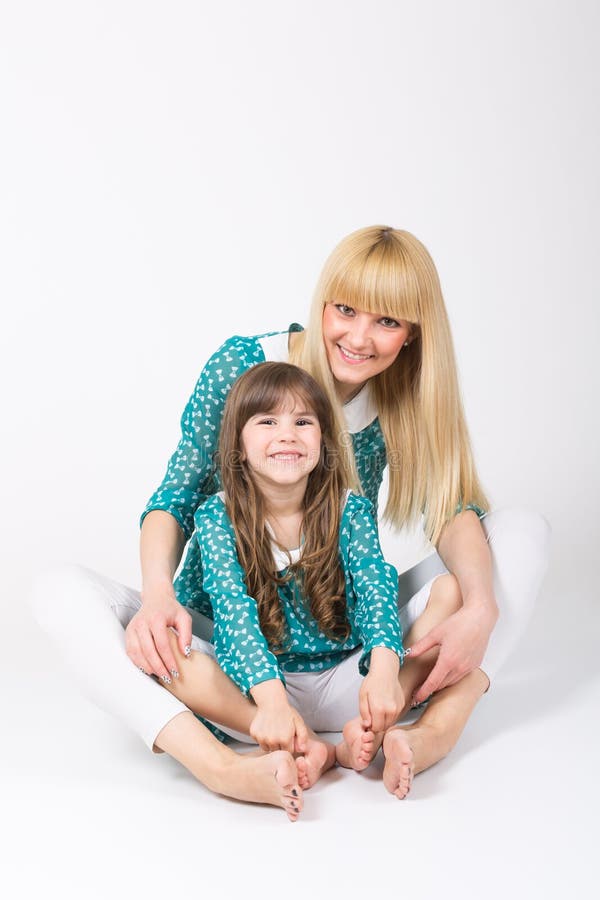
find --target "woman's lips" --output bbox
[337,343,374,365]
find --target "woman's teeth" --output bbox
[339,345,372,360]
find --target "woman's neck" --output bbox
[334,377,366,405]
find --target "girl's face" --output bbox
[321,302,412,400]
[240,395,322,490]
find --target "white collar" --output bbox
[342,381,378,434]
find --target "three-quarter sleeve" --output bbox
[194,500,284,695]
[342,494,404,674]
[141,336,264,539]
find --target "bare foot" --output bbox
[218,750,303,821]
[295,736,336,789]
[336,717,383,771]
[382,728,414,799]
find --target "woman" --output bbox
[31,226,550,803]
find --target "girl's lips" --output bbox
[337,344,375,365]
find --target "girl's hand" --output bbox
[408,603,498,703]
[359,670,406,734]
[249,703,309,753]
[125,578,193,682]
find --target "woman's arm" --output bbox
[408,509,499,702]
[125,510,193,681]
[126,336,261,678]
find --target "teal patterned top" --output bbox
[141,324,484,612]
[194,492,404,694]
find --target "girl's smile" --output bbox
[322,303,412,401]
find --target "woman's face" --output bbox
[321,303,412,401]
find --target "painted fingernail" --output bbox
[404,647,412,656]
[171,669,179,679]
[138,666,146,675]
[161,675,172,685]
[291,788,298,797]
[184,645,192,657]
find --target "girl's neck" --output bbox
[261,479,306,519]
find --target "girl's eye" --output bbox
[296,418,314,426]
[335,303,355,316]
[379,317,400,328]
[258,418,276,425]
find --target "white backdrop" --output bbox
[1,3,599,897]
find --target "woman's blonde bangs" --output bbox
[317,227,429,326]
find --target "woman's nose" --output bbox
[346,316,372,348]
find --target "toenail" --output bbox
[292,788,298,797]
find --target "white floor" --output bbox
[4,568,599,900]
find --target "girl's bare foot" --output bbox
[382,728,414,799]
[217,750,303,821]
[295,736,336,789]
[336,716,384,771]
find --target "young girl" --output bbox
[158,360,465,800]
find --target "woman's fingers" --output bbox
[125,629,152,675]
[412,656,450,704]
[173,607,193,658]
[135,620,175,682]
[406,628,441,658]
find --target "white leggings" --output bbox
[29,508,550,752]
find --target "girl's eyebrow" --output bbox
[250,409,315,419]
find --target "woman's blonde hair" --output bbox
[288,225,488,545]
[218,362,350,650]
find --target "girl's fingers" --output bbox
[359,693,371,729]
[294,716,309,753]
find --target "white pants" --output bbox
[29,508,550,751]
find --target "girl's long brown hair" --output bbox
[218,362,350,650]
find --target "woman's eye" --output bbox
[379,317,400,328]
[335,304,354,316]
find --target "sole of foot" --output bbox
[382,729,414,800]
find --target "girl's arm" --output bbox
[195,503,285,696]
[196,504,309,751]
[408,509,499,703]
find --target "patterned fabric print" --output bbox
[193,492,404,696]
[351,420,387,514]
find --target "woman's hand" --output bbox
[249,703,309,753]
[125,578,193,681]
[408,601,498,703]
[359,647,405,733]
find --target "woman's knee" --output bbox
[427,573,462,616]
[483,507,551,560]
